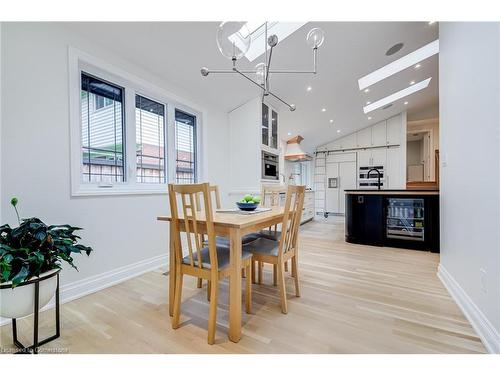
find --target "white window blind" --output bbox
[174,109,197,184]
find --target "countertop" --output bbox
[345,189,439,196]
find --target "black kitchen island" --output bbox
[345,190,440,252]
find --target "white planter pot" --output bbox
[0,269,59,319]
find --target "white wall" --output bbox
[0,23,230,297]
[439,22,500,353]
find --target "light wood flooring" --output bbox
[0,217,486,353]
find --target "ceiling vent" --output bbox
[382,103,393,110]
[386,42,404,56]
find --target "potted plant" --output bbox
[0,197,93,320]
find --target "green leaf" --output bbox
[10,197,18,207]
[11,266,29,287]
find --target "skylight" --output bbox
[358,40,439,91]
[363,78,432,114]
[243,22,307,62]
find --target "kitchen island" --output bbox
[345,189,439,252]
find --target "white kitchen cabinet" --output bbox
[356,127,372,148]
[341,133,357,149]
[325,153,357,214]
[386,115,401,145]
[372,120,387,147]
[330,139,342,150]
[357,148,386,167]
[371,148,387,167]
[386,146,403,188]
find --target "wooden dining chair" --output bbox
[255,184,287,285]
[243,185,305,314]
[168,183,253,344]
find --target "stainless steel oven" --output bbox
[262,151,279,180]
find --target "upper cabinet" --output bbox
[319,113,404,152]
[261,103,278,150]
[372,120,387,147]
[261,103,269,146]
[386,115,401,146]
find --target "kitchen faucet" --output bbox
[367,168,382,190]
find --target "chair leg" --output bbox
[207,280,211,301]
[292,256,300,297]
[277,262,288,314]
[242,268,246,278]
[245,264,252,314]
[197,278,202,288]
[207,280,219,345]
[273,264,277,286]
[257,261,263,284]
[284,261,289,272]
[172,273,184,329]
[251,261,256,284]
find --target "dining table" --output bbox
[157,206,285,343]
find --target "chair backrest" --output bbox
[168,183,218,272]
[261,184,287,208]
[277,185,306,257]
[195,184,221,210]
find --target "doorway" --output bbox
[407,130,432,182]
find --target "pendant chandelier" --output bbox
[201,22,325,111]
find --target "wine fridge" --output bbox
[386,198,425,241]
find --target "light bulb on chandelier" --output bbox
[306,28,325,49]
[216,22,251,60]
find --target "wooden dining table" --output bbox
[157,206,285,343]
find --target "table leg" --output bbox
[168,223,176,317]
[228,227,242,343]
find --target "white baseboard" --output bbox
[438,264,500,353]
[0,253,167,327]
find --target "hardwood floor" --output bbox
[0,217,486,353]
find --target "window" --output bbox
[135,95,166,183]
[70,49,203,196]
[174,109,197,184]
[81,73,125,183]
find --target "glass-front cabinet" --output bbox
[261,103,278,150]
[261,103,269,146]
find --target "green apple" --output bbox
[243,194,253,202]
[252,196,261,204]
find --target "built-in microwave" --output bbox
[262,151,279,180]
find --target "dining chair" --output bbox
[168,183,253,344]
[255,184,287,285]
[195,184,259,289]
[243,185,305,314]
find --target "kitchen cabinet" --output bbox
[345,194,384,246]
[340,133,357,150]
[386,146,402,189]
[372,121,387,147]
[325,152,357,214]
[261,103,278,150]
[357,148,386,167]
[386,115,401,145]
[356,127,372,148]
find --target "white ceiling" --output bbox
[61,22,439,152]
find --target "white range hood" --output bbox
[284,135,313,162]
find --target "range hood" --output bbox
[284,135,313,161]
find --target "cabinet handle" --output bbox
[357,196,364,204]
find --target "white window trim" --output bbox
[68,46,204,197]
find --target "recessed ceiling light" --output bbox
[410,80,415,85]
[404,101,408,105]
[321,108,326,112]
[358,39,439,90]
[368,116,372,120]
[336,130,341,133]
[364,88,370,93]
[329,119,333,123]
[287,132,292,136]
[415,63,421,69]
[366,101,371,105]
[428,21,436,25]
[307,86,312,91]
[363,77,432,114]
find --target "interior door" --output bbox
[325,162,339,213]
[339,161,357,214]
